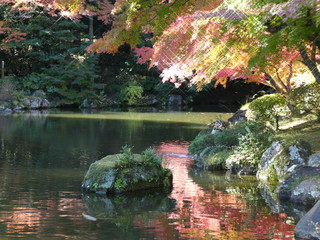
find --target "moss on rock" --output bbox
[82,148,173,194]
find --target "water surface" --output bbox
[0,111,295,239]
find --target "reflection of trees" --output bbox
[0,114,199,170]
[0,114,296,239]
[153,142,295,240]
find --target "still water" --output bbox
[0,111,295,239]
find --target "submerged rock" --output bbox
[82,154,173,194]
[295,200,320,239]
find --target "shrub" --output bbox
[226,134,270,173]
[116,145,162,169]
[204,150,232,170]
[192,121,274,173]
[247,94,288,130]
[0,77,16,103]
[188,134,215,154]
[213,121,273,146]
[287,82,320,120]
[119,81,144,106]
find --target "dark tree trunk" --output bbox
[299,47,320,84]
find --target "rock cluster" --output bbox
[256,140,320,206]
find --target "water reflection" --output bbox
[0,112,296,239]
[156,142,295,240]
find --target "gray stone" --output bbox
[288,141,311,165]
[30,99,42,109]
[3,108,12,114]
[41,99,50,108]
[295,200,320,239]
[291,178,320,205]
[257,141,285,181]
[168,95,182,106]
[308,152,320,167]
[278,167,320,203]
[13,106,22,111]
[22,99,31,106]
[210,120,229,134]
[90,102,97,109]
[228,110,247,124]
[257,141,311,182]
[80,99,90,108]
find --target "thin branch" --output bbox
[286,63,293,93]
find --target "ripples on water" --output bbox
[0,113,295,239]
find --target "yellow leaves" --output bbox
[214,77,228,88]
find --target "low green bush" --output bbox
[287,82,320,120]
[204,150,232,170]
[190,120,274,173]
[213,121,273,146]
[247,94,288,130]
[188,134,215,155]
[226,134,270,172]
[116,145,162,169]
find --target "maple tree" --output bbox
[0,0,319,96]
[86,0,320,95]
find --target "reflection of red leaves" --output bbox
[152,141,295,240]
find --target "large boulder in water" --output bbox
[82,148,173,194]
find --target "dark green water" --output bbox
[0,111,295,239]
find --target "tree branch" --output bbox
[265,72,288,95]
[299,47,320,84]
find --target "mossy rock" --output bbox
[257,140,311,182]
[82,154,173,194]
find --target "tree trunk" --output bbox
[265,73,288,95]
[299,47,320,84]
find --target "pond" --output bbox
[0,110,296,239]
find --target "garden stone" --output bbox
[80,99,90,108]
[90,102,98,109]
[308,152,320,167]
[291,178,320,205]
[30,99,42,109]
[82,154,173,194]
[278,167,320,203]
[168,94,182,106]
[295,200,320,239]
[22,99,31,106]
[210,120,229,134]
[41,99,50,108]
[257,141,311,182]
[3,108,12,114]
[287,141,311,166]
[227,110,247,124]
[256,141,285,181]
[13,106,22,112]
